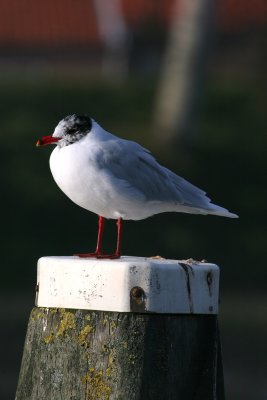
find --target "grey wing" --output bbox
[97,138,211,208]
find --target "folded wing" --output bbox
[93,137,238,218]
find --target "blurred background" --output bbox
[0,0,266,399]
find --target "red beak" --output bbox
[36,135,61,147]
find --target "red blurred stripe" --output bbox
[0,0,266,47]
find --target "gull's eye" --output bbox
[67,128,77,135]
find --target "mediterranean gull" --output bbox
[36,114,238,258]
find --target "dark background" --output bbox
[0,1,267,399]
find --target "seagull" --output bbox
[36,114,238,259]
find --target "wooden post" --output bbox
[16,256,224,400]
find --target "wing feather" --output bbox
[93,138,211,208]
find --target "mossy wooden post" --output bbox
[16,256,224,400]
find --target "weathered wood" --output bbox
[16,307,224,400]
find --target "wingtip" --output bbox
[207,204,239,218]
[211,209,239,218]
[227,212,239,218]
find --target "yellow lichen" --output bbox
[42,309,76,344]
[105,366,116,379]
[106,353,117,379]
[43,333,54,344]
[85,314,91,321]
[31,307,45,320]
[31,307,49,320]
[31,309,37,320]
[110,321,116,330]
[55,309,76,338]
[78,325,94,347]
[108,355,115,366]
[81,369,112,400]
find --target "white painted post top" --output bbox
[36,256,220,314]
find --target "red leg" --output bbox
[95,216,105,254]
[93,218,123,259]
[75,216,105,258]
[115,217,123,257]
[75,217,123,259]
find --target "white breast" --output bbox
[50,141,107,216]
[49,138,152,220]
